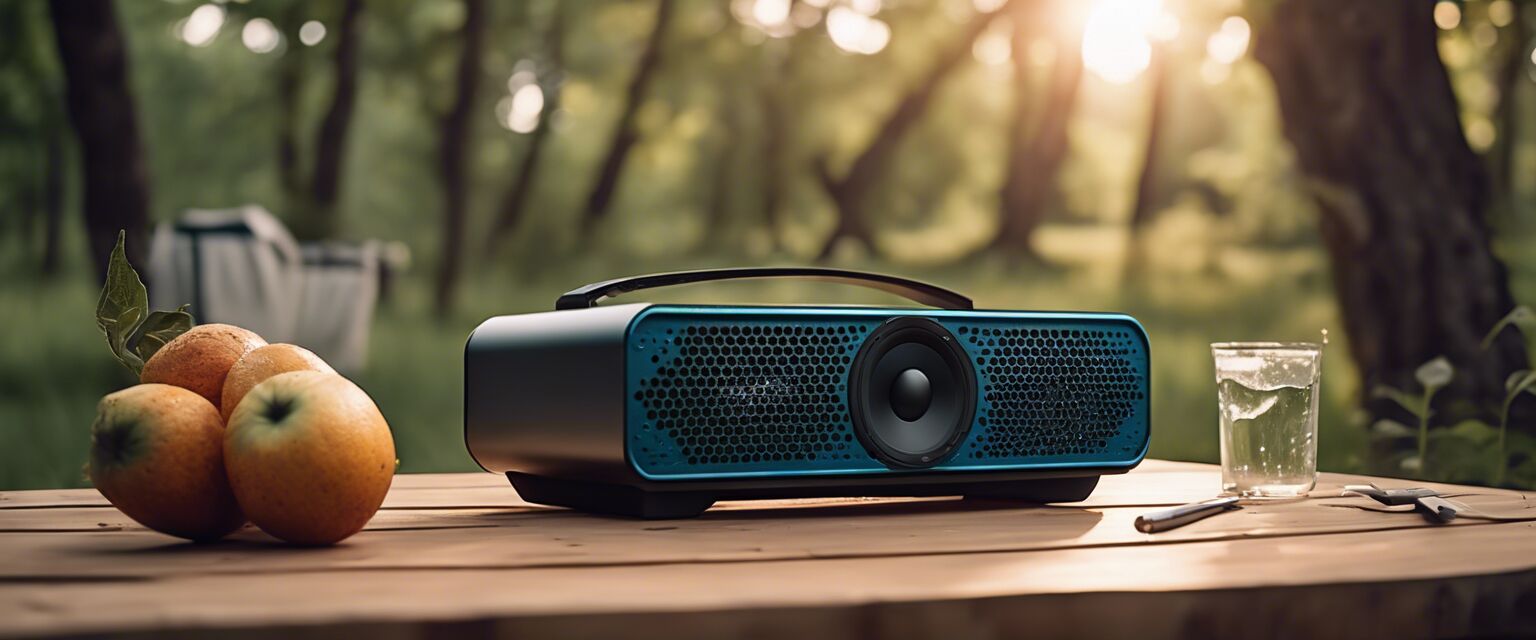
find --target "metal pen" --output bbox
[1134,496,1242,533]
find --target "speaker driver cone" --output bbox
[849,317,977,469]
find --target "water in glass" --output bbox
[1212,342,1322,498]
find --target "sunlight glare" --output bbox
[1490,0,1515,27]
[498,83,545,134]
[752,0,791,27]
[850,0,883,16]
[1434,1,1461,30]
[827,7,891,55]
[1205,16,1250,65]
[299,20,327,46]
[180,4,225,47]
[241,18,280,54]
[1081,0,1163,84]
[973,25,1012,66]
[972,0,1008,12]
[507,68,537,94]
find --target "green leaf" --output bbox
[95,231,149,375]
[1372,385,1426,419]
[1484,306,1536,365]
[131,304,195,364]
[1441,419,1500,446]
[1507,370,1536,398]
[1414,357,1454,392]
[1370,419,1415,438]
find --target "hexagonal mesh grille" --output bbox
[628,318,876,471]
[626,310,1149,478]
[958,325,1146,460]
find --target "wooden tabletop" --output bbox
[3,459,1535,639]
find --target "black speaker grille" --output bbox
[627,311,1149,477]
[632,321,873,468]
[959,325,1144,459]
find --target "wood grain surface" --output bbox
[2,460,1534,639]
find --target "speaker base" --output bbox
[507,471,1103,519]
[962,475,1099,502]
[508,472,716,519]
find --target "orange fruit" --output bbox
[221,344,335,423]
[89,384,246,542]
[141,324,266,414]
[225,371,395,545]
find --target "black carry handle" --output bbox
[555,267,974,311]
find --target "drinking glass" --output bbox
[1211,342,1323,498]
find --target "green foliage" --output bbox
[1372,356,1452,473]
[1486,306,1536,486]
[93,232,151,374]
[1372,307,1536,486]
[1484,305,1536,365]
[93,231,194,374]
[133,305,196,364]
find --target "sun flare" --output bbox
[1080,0,1174,84]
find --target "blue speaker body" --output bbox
[465,299,1151,518]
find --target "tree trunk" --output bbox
[815,2,1010,261]
[1255,0,1529,430]
[989,5,1083,256]
[48,0,151,279]
[303,0,363,240]
[275,3,307,210]
[485,4,565,256]
[759,77,787,252]
[578,0,674,238]
[434,0,487,317]
[1491,6,1528,204]
[1121,41,1171,277]
[41,129,65,277]
[701,83,744,252]
[758,23,812,254]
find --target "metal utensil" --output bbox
[1342,483,1459,523]
[1134,496,1242,533]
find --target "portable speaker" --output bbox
[465,268,1150,518]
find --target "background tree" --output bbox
[1490,1,1528,210]
[815,1,1010,261]
[578,0,675,239]
[434,0,487,316]
[485,2,566,256]
[989,2,1083,258]
[278,0,365,240]
[1256,0,1531,430]
[48,0,151,278]
[1121,38,1173,278]
[0,1,67,277]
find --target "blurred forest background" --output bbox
[2,0,1535,490]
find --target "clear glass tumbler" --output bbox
[1211,342,1323,498]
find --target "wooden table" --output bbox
[3,460,1535,639]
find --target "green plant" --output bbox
[95,231,194,374]
[1373,357,1454,474]
[1482,306,1536,486]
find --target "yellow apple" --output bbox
[89,384,245,542]
[141,323,266,414]
[225,371,395,545]
[220,344,335,423]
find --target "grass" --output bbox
[2,223,1530,490]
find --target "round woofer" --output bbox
[849,317,977,469]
